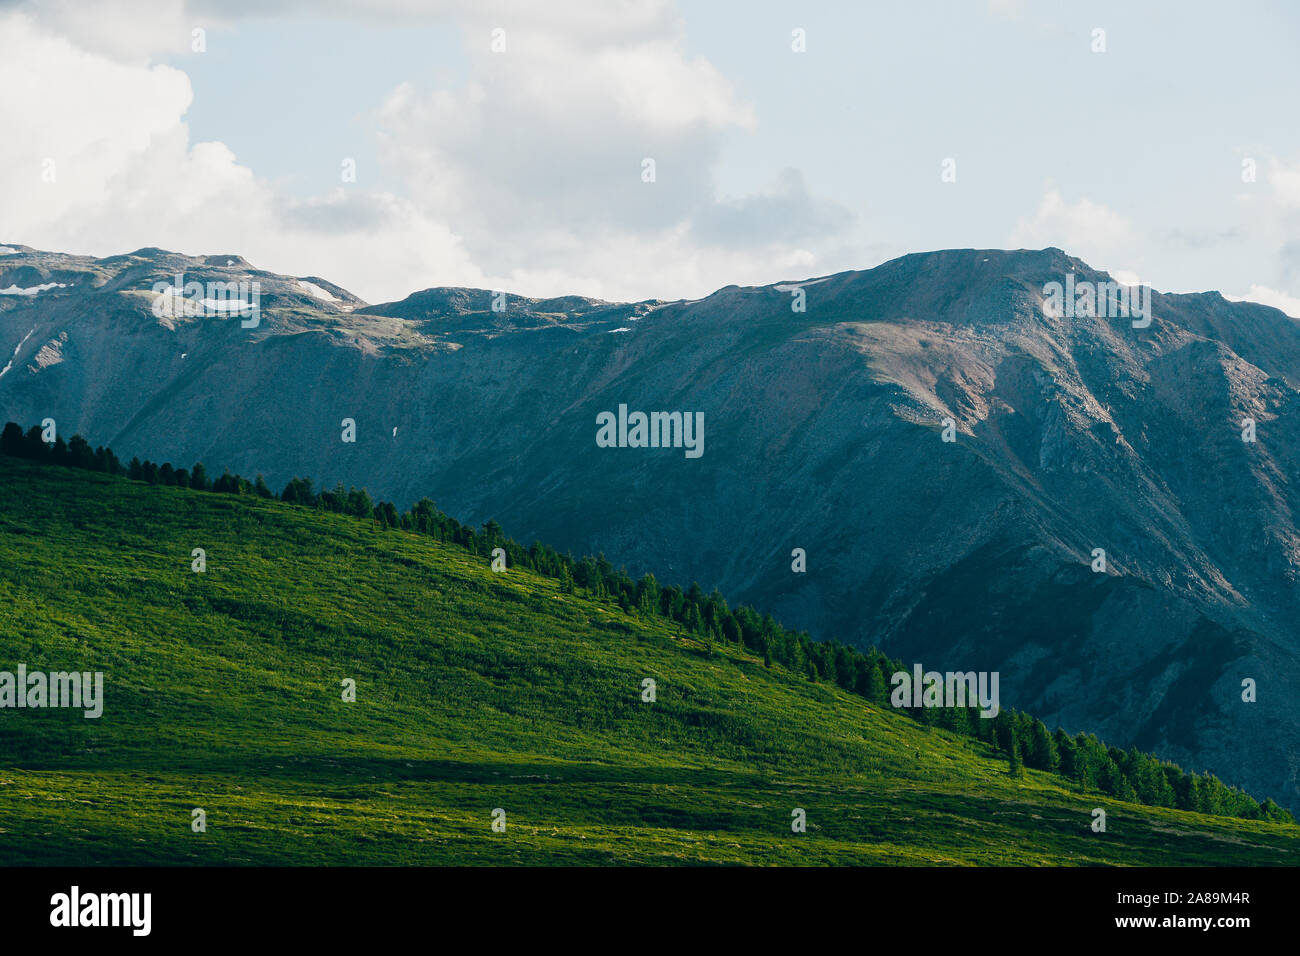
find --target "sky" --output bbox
[1,0,1298,313]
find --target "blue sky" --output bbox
[3,0,1298,311]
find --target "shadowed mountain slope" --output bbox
[1,243,1296,809]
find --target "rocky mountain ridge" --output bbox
[2,242,1296,808]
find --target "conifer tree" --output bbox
[864,661,888,704]
[22,425,45,457]
[1008,739,1024,778]
[1028,719,1059,773]
[0,422,22,456]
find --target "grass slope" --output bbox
[0,457,1295,866]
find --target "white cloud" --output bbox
[0,2,854,304]
[1267,156,1300,209]
[2,0,195,62]
[1009,189,1137,270]
[985,0,1026,19]
[691,168,853,248]
[0,9,486,302]
[1224,285,1300,320]
[1229,154,1300,308]
[373,11,758,269]
[0,13,194,226]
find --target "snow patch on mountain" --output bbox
[298,280,338,302]
[0,327,36,379]
[0,282,68,295]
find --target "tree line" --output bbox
[2,420,1292,825]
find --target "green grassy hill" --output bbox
[0,456,1296,865]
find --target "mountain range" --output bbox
[1,242,1296,810]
